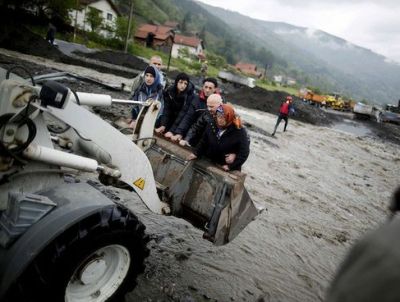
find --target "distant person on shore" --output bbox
[129,65,163,128]
[187,103,250,171]
[271,95,294,136]
[155,72,195,136]
[131,55,167,93]
[45,23,56,45]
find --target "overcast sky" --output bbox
[197,0,400,63]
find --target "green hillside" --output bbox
[116,0,400,104]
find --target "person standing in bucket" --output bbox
[187,103,250,172]
[271,95,294,136]
[131,55,167,93]
[129,65,163,128]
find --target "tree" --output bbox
[115,16,135,41]
[199,26,206,41]
[46,0,75,20]
[223,37,235,64]
[181,12,191,33]
[0,0,75,21]
[178,47,190,59]
[86,6,103,32]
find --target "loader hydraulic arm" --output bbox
[0,79,169,214]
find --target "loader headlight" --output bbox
[40,80,69,109]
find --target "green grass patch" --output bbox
[256,80,298,95]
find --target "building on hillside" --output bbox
[273,75,283,85]
[134,24,174,53]
[286,77,297,86]
[235,62,262,78]
[171,34,204,60]
[69,0,121,38]
[273,75,297,86]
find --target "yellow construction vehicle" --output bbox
[326,94,344,110]
[298,88,327,107]
[299,89,355,111]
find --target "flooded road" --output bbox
[0,48,398,301]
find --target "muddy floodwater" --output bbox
[120,106,398,302]
[0,48,399,302]
[333,119,373,137]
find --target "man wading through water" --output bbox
[272,96,294,136]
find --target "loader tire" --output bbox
[5,204,149,302]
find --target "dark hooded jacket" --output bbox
[131,65,163,120]
[159,78,195,133]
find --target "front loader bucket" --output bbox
[145,135,259,246]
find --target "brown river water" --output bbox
[91,106,398,302]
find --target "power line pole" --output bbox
[264,63,268,80]
[167,32,175,72]
[73,0,79,43]
[124,0,134,53]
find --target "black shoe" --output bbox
[271,132,275,136]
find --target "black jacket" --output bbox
[160,82,195,132]
[174,90,208,136]
[184,110,217,146]
[195,124,250,171]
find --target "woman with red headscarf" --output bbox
[187,103,250,171]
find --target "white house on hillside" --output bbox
[69,0,120,37]
[171,34,204,59]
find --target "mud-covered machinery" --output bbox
[0,69,258,302]
[353,102,383,121]
[218,70,256,88]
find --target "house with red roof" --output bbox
[134,24,174,52]
[235,62,262,78]
[171,34,204,59]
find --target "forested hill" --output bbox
[116,0,280,67]
[197,2,400,105]
[117,0,400,104]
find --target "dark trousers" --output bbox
[272,114,288,135]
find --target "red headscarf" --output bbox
[217,103,242,129]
